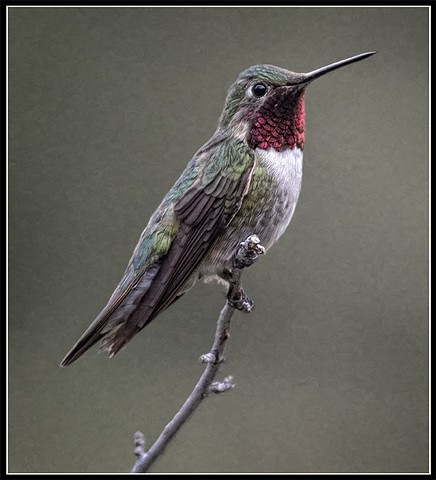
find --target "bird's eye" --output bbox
[251,83,268,97]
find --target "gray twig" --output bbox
[131,235,264,473]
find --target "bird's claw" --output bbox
[233,235,265,270]
[227,289,254,312]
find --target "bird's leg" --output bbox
[218,269,252,311]
[222,235,265,312]
[227,281,254,312]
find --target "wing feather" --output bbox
[61,138,255,365]
[102,148,255,356]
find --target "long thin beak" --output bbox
[295,51,376,84]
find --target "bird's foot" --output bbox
[233,235,265,270]
[227,287,254,312]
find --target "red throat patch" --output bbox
[248,89,305,152]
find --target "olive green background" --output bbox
[8,6,429,473]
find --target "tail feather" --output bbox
[99,291,186,358]
[60,265,160,367]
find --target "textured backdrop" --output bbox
[8,6,429,473]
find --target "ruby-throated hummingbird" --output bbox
[61,51,375,367]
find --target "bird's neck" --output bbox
[248,90,305,152]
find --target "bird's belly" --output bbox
[201,147,303,277]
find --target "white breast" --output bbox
[257,147,303,185]
[256,147,304,248]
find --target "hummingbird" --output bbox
[61,51,375,367]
